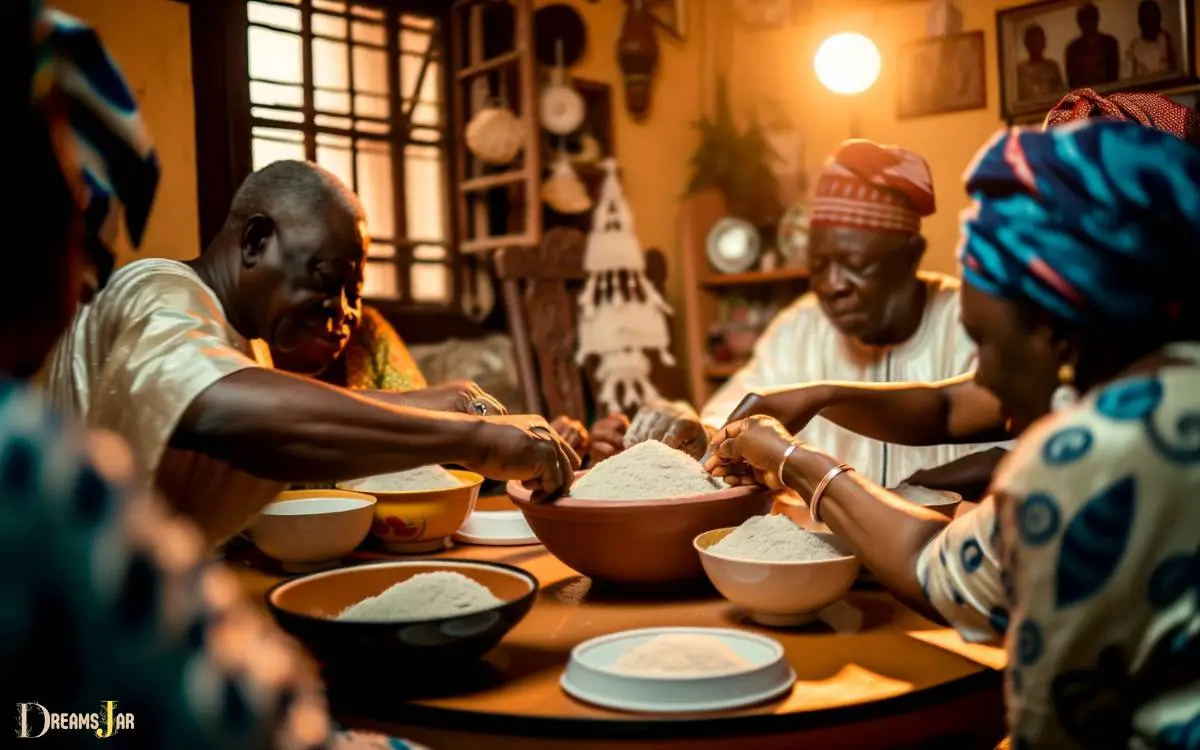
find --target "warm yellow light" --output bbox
[814,32,881,95]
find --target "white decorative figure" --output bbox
[576,158,675,414]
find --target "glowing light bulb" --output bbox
[814,32,881,95]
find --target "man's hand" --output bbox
[588,413,629,464]
[550,415,589,457]
[624,400,709,460]
[723,386,827,433]
[392,380,508,417]
[466,414,581,498]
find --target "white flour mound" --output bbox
[611,634,749,676]
[570,441,723,500]
[336,571,502,622]
[348,465,463,492]
[709,514,843,562]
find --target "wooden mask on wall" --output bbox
[617,0,660,121]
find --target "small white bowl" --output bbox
[248,490,376,572]
[454,510,540,546]
[694,526,861,627]
[560,627,795,713]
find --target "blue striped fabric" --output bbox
[32,3,159,283]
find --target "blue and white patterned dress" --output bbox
[918,345,1200,749]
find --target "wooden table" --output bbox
[229,528,1007,750]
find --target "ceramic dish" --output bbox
[247,490,376,572]
[267,559,537,675]
[561,626,795,713]
[338,469,484,554]
[706,217,762,274]
[694,525,861,627]
[507,472,777,586]
[454,510,540,546]
[890,483,963,519]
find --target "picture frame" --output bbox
[996,0,1196,121]
[896,31,988,119]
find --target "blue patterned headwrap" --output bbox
[32,3,159,285]
[959,120,1200,328]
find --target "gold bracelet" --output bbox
[776,441,804,487]
[809,463,854,525]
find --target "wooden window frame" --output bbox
[189,0,488,343]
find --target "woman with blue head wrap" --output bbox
[705,120,1200,748]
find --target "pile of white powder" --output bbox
[611,634,749,676]
[570,441,723,500]
[347,465,463,493]
[336,571,502,622]
[708,514,843,562]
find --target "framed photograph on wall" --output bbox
[997,0,1196,121]
[896,31,988,119]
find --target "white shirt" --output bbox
[44,258,283,546]
[701,273,1008,486]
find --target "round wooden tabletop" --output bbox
[228,505,1007,750]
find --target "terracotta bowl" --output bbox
[506,472,778,586]
[247,490,376,572]
[337,469,483,554]
[266,559,537,673]
[695,525,861,627]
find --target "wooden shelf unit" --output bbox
[680,190,812,406]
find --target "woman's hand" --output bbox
[704,415,794,488]
[467,414,581,497]
[550,415,589,457]
[588,413,629,464]
[398,380,508,417]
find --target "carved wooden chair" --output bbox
[494,226,679,423]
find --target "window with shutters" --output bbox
[244,0,455,306]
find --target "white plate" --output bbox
[561,627,795,714]
[706,217,762,274]
[453,510,540,546]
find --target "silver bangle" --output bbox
[777,441,803,487]
[809,463,854,525]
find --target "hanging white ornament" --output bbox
[576,158,675,414]
[540,40,587,135]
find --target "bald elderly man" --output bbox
[595,139,1008,495]
[46,160,578,545]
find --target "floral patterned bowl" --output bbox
[339,470,483,554]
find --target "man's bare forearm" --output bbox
[172,368,485,482]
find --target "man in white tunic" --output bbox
[611,139,1006,492]
[45,160,579,546]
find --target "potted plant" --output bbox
[685,75,783,228]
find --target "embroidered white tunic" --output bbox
[701,272,1006,487]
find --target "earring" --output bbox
[1051,362,1079,413]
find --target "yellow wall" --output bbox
[54,0,200,266]
[52,0,705,323]
[535,0,705,340]
[729,0,1199,276]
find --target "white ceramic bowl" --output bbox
[890,483,962,518]
[248,490,376,572]
[560,627,795,713]
[694,526,861,627]
[454,510,539,546]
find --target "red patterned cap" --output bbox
[811,139,935,234]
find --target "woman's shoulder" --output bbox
[995,363,1200,498]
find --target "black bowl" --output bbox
[266,559,538,676]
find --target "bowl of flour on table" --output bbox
[267,559,537,675]
[506,441,779,586]
[339,466,484,554]
[695,514,860,627]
